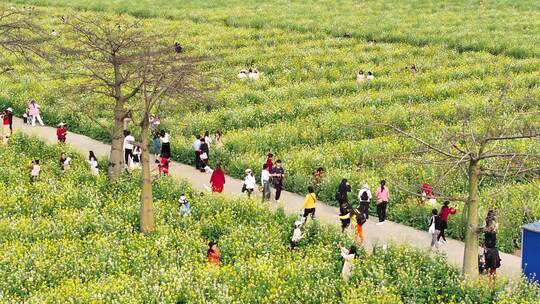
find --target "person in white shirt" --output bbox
[160,130,171,158]
[290,220,304,250]
[123,130,135,168]
[131,145,141,170]
[358,184,372,219]
[204,131,212,148]
[60,152,72,171]
[193,135,202,170]
[88,151,99,176]
[243,169,256,198]
[238,69,248,80]
[248,68,259,80]
[356,70,366,82]
[367,71,375,80]
[261,163,271,202]
[339,245,357,281]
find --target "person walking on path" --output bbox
[303,186,317,220]
[210,163,226,193]
[484,244,501,283]
[484,210,499,248]
[338,202,351,233]
[3,107,13,136]
[60,152,71,171]
[338,244,357,281]
[358,184,372,219]
[271,159,285,203]
[160,130,171,159]
[123,131,135,168]
[159,153,170,176]
[242,169,256,198]
[56,123,67,143]
[375,180,389,225]
[88,151,98,176]
[29,160,40,182]
[152,130,161,162]
[353,210,366,245]
[428,209,443,250]
[438,201,457,243]
[207,241,221,266]
[198,138,209,172]
[336,179,351,204]
[131,145,141,170]
[290,220,304,250]
[265,153,274,173]
[193,135,201,170]
[28,100,44,127]
[261,163,271,202]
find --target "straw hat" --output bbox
[58,122,65,126]
[6,107,12,112]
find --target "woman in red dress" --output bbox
[210,163,225,193]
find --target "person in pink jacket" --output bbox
[375,180,389,225]
[28,100,44,127]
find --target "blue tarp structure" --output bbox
[522,221,540,284]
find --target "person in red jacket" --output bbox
[438,201,457,243]
[159,153,170,176]
[265,153,274,173]
[210,163,225,193]
[56,123,67,143]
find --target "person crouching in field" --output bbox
[242,169,256,198]
[88,151,98,176]
[290,220,304,250]
[356,70,366,82]
[29,160,40,182]
[60,152,71,171]
[56,122,67,143]
[178,195,191,217]
[207,241,221,266]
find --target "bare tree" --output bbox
[381,93,539,278]
[133,45,208,233]
[0,6,45,75]
[54,14,148,179]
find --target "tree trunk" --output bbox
[139,121,155,233]
[108,101,126,179]
[462,159,480,278]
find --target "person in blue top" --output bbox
[271,159,285,203]
[178,195,191,216]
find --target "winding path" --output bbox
[11,117,522,278]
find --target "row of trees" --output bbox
[0,8,208,232]
[1,6,538,279]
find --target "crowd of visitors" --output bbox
[5,105,504,280]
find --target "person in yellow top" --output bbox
[303,186,317,220]
[351,210,366,245]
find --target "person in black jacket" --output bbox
[336,179,352,204]
[484,244,501,282]
[428,209,443,250]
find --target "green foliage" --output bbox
[0,134,539,302]
[0,0,538,255]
